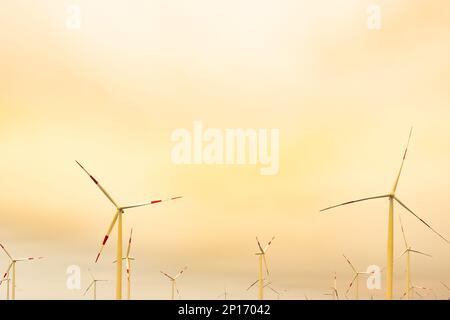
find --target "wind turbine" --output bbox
[323,272,339,300]
[160,267,187,300]
[400,284,429,300]
[217,286,229,300]
[83,270,107,300]
[398,214,432,300]
[113,228,134,300]
[0,243,44,300]
[342,254,371,300]
[254,236,275,300]
[320,129,448,299]
[76,161,182,300]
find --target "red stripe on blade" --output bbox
[102,235,109,245]
[90,175,98,184]
[151,200,162,204]
[95,253,101,263]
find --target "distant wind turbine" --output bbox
[342,254,371,300]
[400,284,429,300]
[161,267,187,300]
[254,236,275,300]
[0,243,44,300]
[398,214,432,300]
[83,270,107,300]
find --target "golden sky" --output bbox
[1,0,450,299]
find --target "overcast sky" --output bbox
[1,0,450,299]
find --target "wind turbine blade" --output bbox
[392,127,413,194]
[333,271,337,287]
[333,288,339,300]
[263,236,275,253]
[0,244,13,260]
[15,256,45,262]
[394,197,449,243]
[120,196,182,210]
[83,281,94,296]
[76,161,120,208]
[320,195,389,212]
[125,258,130,280]
[255,237,264,254]
[409,249,432,258]
[440,282,450,291]
[346,274,358,295]
[398,213,409,249]
[342,254,357,273]
[126,228,133,258]
[160,271,174,280]
[95,212,119,263]
[397,249,408,260]
[174,266,187,280]
[268,286,279,295]
[246,279,259,291]
[2,263,13,279]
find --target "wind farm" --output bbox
[0,130,449,301]
[2,0,450,303]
